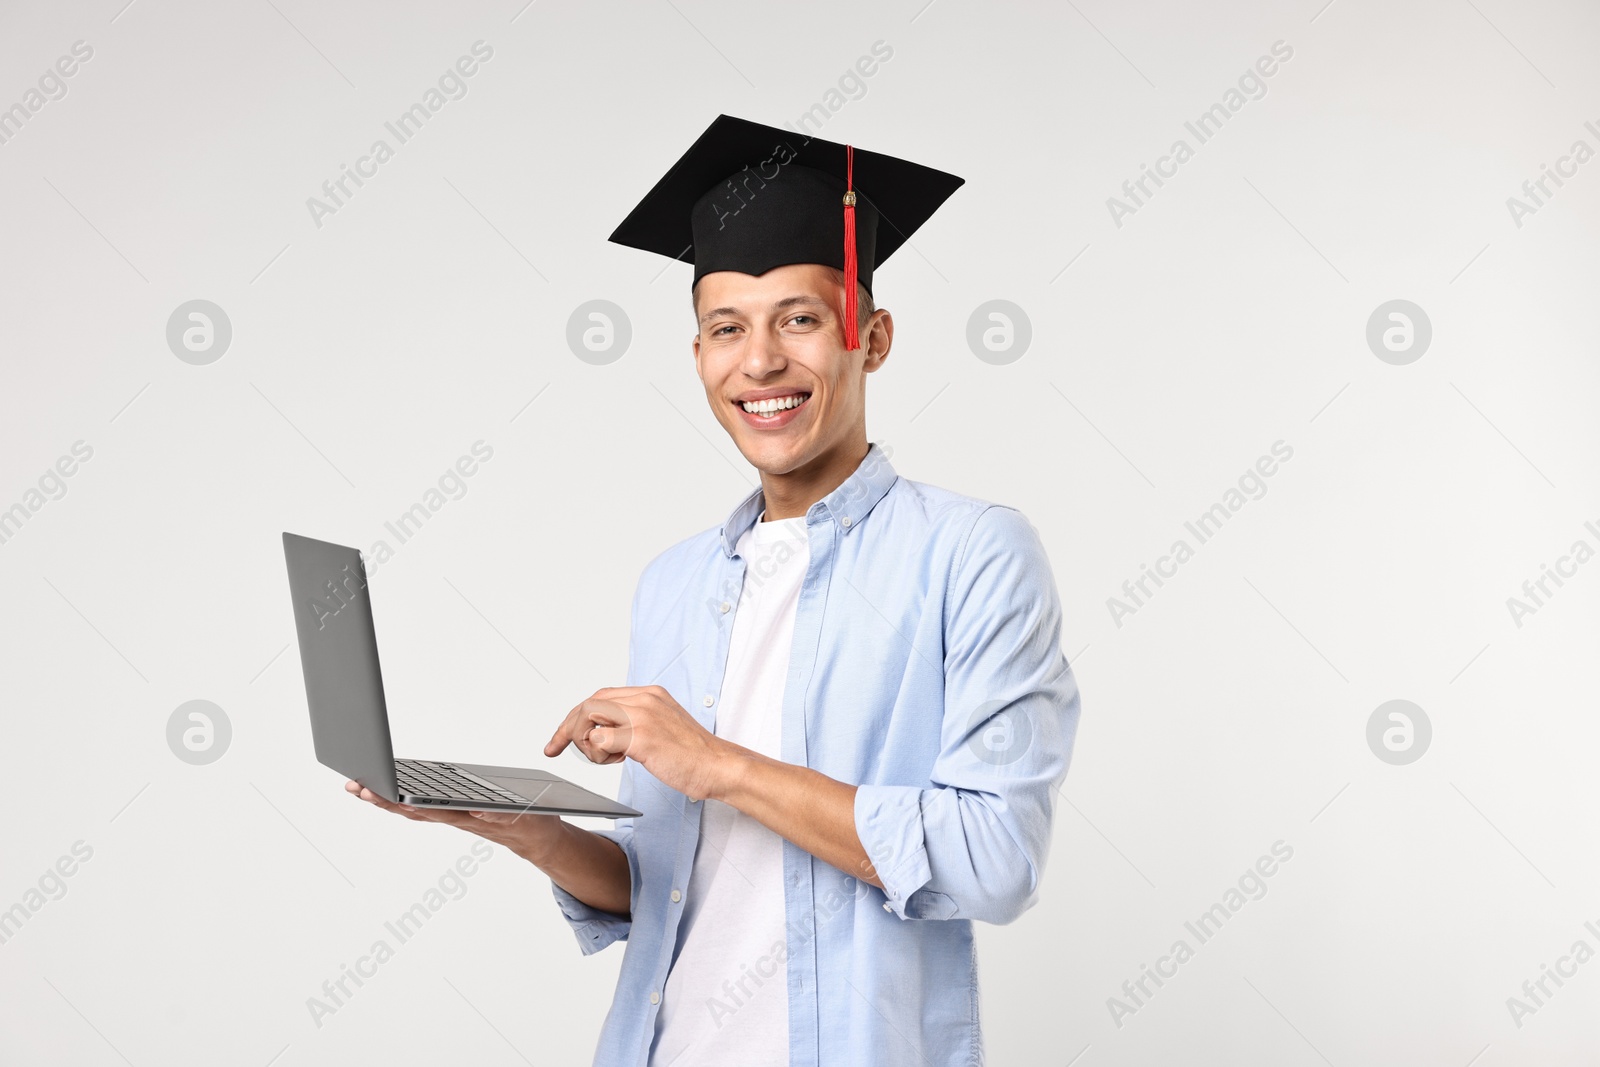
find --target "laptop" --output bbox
[282,532,641,818]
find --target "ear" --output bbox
[862,309,893,373]
[690,281,702,378]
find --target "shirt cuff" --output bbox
[550,880,631,955]
[855,783,958,920]
[548,827,635,955]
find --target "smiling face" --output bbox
[692,262,891,495]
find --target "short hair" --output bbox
[692,267,876,340]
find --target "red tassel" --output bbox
[841,144,859,351]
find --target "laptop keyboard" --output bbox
[394,758,531,806]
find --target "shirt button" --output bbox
[719,601,731,613]
[841,516,852,527]
[702,695,714,707]
[882,902,893,912]
[650,991,660,1005]
[671,889,682,903]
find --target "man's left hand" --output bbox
[544,685,735,803]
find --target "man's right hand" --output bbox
[344,779,566,865]
[342,773,634,918]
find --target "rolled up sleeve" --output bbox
[855,505,1081,925]
[550,811,639,954]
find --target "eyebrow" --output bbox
[699,294,831,325]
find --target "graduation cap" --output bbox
[608,114,964,350]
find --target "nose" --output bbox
[740,322,787,378]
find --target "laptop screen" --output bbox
[282,532,399,800]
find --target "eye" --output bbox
[788,314,816,326]
[712,324,741,336]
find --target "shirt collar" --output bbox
[720,442,899,558]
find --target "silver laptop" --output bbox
[282,532,640,818]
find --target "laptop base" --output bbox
[394,757,640,818]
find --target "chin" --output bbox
[739,437,809,476]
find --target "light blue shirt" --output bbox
[552,442,1081,1066]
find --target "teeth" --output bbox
[741,394,807,414]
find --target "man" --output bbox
[349,114,1081,1066]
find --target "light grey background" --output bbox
[2,0,1597,1063]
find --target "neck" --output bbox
[758,435,870,521]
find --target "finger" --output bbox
[549,697,614,759]
[405,806,488,828]
[579,697,637,731]
[356,787,410,810]
[589,686,651,703]
[353,784,398,808]
[586,723,628,764]
[582,709,631,754]
[587,723,615,763]
[468,810,542,827]
[544,704,581,756]
[594,685,653,698]
[572,723,601,764]
[358,789,492,828]
[544,699,594,757]
[544,731,570,758]
[585,700,634,738]
[354,786,428,819]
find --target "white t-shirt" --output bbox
[649,511,807,1067]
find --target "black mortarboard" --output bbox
[608,114,964,348]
